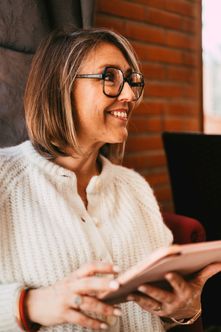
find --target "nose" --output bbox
[117,81,136,102]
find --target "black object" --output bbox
[0,0,96,148]
[162,131,221,328]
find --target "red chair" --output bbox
[162,212,206,332]
[162,212,206,244]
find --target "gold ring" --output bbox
[154,306,162,312]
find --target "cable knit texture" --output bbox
[0,141,173,332]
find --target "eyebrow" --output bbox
[97,64,132,74]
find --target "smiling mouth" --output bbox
[109,110,128,120]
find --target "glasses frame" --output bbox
[76,66,145,101]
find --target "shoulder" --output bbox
[0,141,28,169]
[101,157,173,244]
[102,156,154,197]
[0,141,30,194]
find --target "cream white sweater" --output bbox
[0,141,172,332]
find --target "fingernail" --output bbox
[109,280,119,289]
[138,286,146,292]
[165,273,172,280]
[113,265,120,273]
[100,323,108,330]
[113,308,122,316]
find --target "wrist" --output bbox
[16,287,41,331]
[168,307,202,326]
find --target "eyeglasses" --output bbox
[76,66,145,101]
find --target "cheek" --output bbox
[73,82,120,124]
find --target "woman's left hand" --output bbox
[127,262,221,320]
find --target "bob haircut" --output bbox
[24,26,143,164]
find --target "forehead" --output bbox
[81,42,131,72]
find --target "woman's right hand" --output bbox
[25,262,121,330]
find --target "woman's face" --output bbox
[73,42,136,151]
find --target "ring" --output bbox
[154,306,162,312]
[72,295,83,309]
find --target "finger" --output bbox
[71,276,119,294]
[70,295,122,317]
[165,273,191,296]
[65,309,109,330]
[195,263,221,285]
[127,293,162,315]
[137,284,174,304]
[74,262,120,278]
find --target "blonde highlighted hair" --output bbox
[24,26,142,163]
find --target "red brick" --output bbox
[162,117,200,132]
[97,0,196,33]
[166,31,196,50]
[126,135,163,152]
[144,7,183,30]
[154,186,172,201]
[166,66,196,82]
[142,62,166,80]
[165,1,196,17]
[95,15,125,32]
[135,0,195,18]
[128,116,162,133]
[145,82,197,99]
[96,15,166,45]
[182,17,196,33]
[144,171,170,186]
[124,152,166,169]
[96,14,198,50]
[125,22,166,44]
[97,0,145,21]
[166,102,199,116]
[135,100,166,115]
[134,43,183,64]
[183,52,200,69]
[134,0,166,10]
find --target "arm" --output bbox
[127,262,221,326]
[2,263,122,331]
[0,283,23,331]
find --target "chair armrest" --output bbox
[162,212,206,244]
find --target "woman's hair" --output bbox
[24,26,142,163]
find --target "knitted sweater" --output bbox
[0,141,173,332]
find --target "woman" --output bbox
[0,27,220,332]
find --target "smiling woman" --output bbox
[24,28,143,164]
[0,27,221,332]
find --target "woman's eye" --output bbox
[104,72,115,82]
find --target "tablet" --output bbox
[100,240,221,304]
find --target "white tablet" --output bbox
[100,240,221,304]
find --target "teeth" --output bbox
[111,111,128,119]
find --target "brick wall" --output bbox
[95,0,203,211]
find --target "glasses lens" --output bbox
[129,73,144,100]
[103,68,123,97]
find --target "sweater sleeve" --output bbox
[116,166,173,247]
[0,283,22,331]
[0,150,24,331]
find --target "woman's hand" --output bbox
[127,262,221,320]
[25,262,122,330]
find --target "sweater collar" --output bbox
[21,141,114,191]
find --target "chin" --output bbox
[110,134,128,144]
[104,128,128,144]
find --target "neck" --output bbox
[55,149,102,209]
[55,150,100,179]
